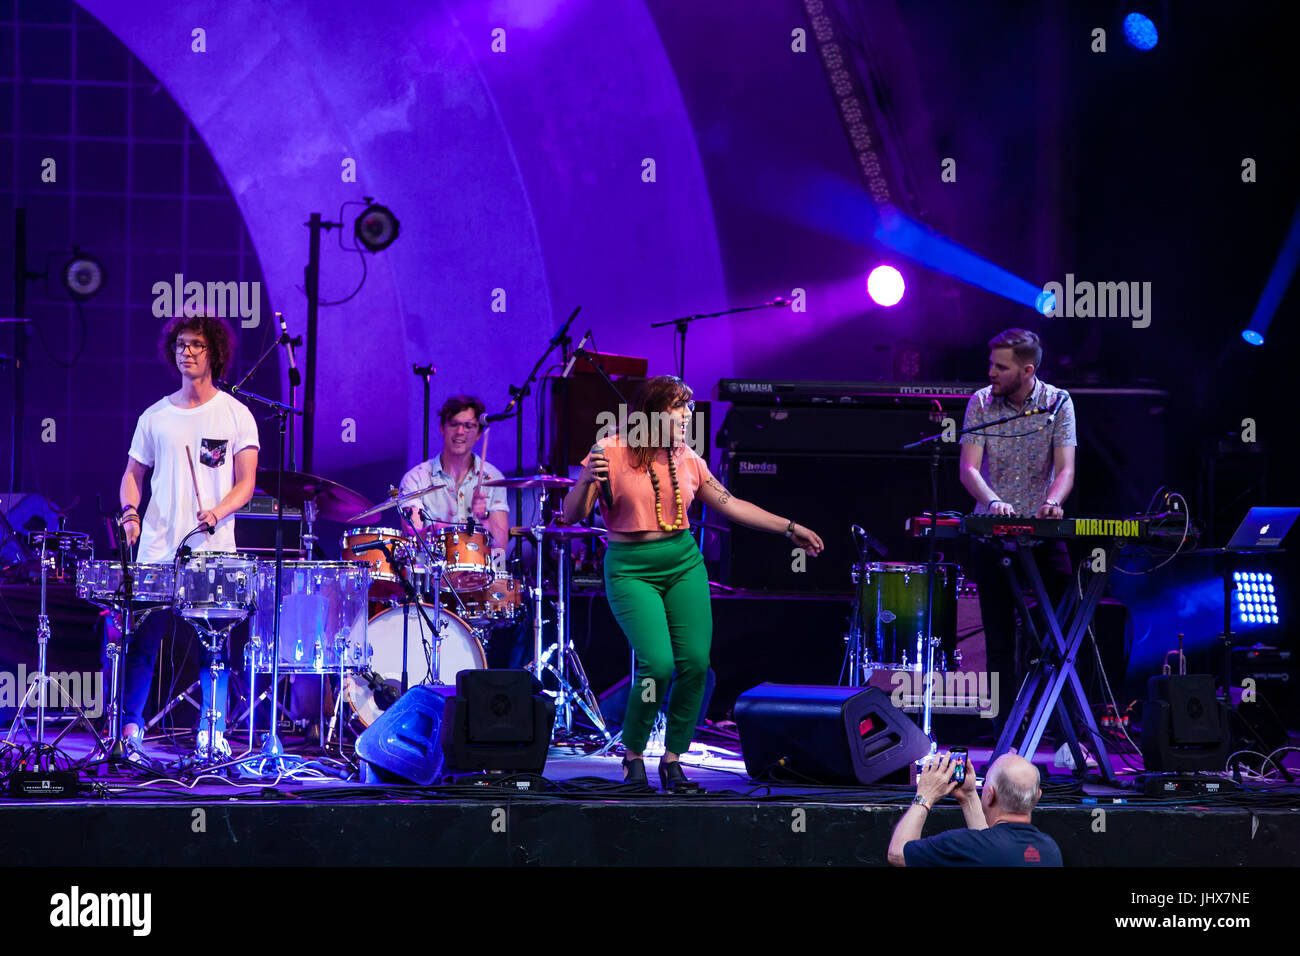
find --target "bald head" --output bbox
[985,755,1041,816]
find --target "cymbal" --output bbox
[255,468,372,524]
[512,523,607,539]
[345,482,447,523]
[482,472,576,490]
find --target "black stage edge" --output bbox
[2,799,1298,868]
[2,732,1298,868]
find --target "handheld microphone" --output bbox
[560,331,592,379]
[278,312,301,388]
[598,467,613,510]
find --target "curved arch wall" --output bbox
[78,0,730,509]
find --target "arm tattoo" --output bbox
[706,477,731,505]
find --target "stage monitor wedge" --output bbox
[735,683,931,785]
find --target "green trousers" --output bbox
[603,531,713,755]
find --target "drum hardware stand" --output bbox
[5,532,105,757]
[301,498,319,559]
[414,363,436,462]
[78,510,153,775]
[841,525,887,687]
[535,526,609,741]
[221,376,305,775]
[353,539,445,686]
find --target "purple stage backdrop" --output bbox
[76,0,735,506]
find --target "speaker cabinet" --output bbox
[715,450,966,592]
[1140,675,1230,772]
[735,683,931,785]
[355,684,456,784]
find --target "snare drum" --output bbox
[458,574,524,628]
[341,527,426,599]
[344,604,485,727]
[851,562,957,669]
[77,560,175,604]
[438,525,493,591]
[174,552,260,626]
[246,560,370,674]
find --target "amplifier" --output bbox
[713,450,966,592]
[234,497,304,558]
[717,404,968,454]
[546,375,711,472]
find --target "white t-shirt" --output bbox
[128,391,260,563]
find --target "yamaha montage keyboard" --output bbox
[716,379,983,404]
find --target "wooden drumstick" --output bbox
[185,445,205,514]
[473,425,489,510]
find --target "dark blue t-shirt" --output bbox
[903,822,1062,867]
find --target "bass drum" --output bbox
[345,603,486,728]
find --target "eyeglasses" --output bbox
[670,399,695,412]
[175,342,208,355]
[447,421,481,432]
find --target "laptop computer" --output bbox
[1226,507,1300,550]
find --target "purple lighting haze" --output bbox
[867,265,905,306]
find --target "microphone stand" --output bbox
[651,297,791,379]
[485,306,581,542]
[220,379,302,773]
[903,402,1060,753]
[414,364,436,462]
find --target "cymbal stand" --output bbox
[533,522,609,742]
[5,532,103,756]
[77,514,150,774]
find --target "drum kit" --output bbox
[4,461,612,775]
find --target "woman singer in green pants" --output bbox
[563,375,824,790]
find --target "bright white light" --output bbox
[867,265,905,306]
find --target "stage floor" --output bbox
[2,723,1298,867]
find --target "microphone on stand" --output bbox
[278,312,301,388]
[1046,394,1067,422]
[560,331,592,379]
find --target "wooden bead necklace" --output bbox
[647,448,685,532]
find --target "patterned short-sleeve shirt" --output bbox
[961,378,1076,516]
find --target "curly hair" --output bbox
[627,375,693,471]
[158,314,237,381]
[438,395,486,427]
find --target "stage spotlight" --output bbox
[1242,329,1265,346]
[1036,289,1057,316]
[62,250,104,300]
[354,201,400,252]
[1123,12,1159,50]
[867,265,905,306]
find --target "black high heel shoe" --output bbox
[658,759,700,793]
[622,757,648,785]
